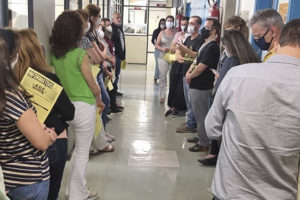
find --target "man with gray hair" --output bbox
[249,8,284,62]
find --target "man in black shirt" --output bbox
[186,18,220,152]
[111,13,126,96]
[175,16,205,133]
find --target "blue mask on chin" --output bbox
[254,28,274,51]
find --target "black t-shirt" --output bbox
[190,41,220,90]
[44,73,75,135]
[182,35,205,76]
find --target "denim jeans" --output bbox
[183,77,197,129]
[97,73,110,127]
[8,180,50,200]
[154,49,160,79]
[115,56,121,87]
[47,138,68,200]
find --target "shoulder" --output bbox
[44,73,61,84]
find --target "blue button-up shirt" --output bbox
[205,54,300,200]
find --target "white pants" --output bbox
[158,58,171,99]
[66,101,96,200]
[91,117,108,151]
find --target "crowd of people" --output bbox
[0,3,126,200]
[0,2,300,200]
[152,8,300,200]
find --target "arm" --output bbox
[205,84,226,139]
[86,47,101,64]
[155,31,168,52]
[81,54,104,110]
[188,63,208,79]
[16,109,56,150]
[91,41,106,61]
[177,43,197,58]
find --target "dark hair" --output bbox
[85,4,100,31]
[221,30,261,64]
[101,18,110,23]
[279,18,300,48]
[0,30,22,114]
[206,17,221,36]
[157,18,166,29]
[166,15,174,22]
[50,11,83,59]
[224,15,249,39]
[190,16,202,26]
[181,16,190,22]
[76,9,89,22]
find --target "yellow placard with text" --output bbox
[94,107,103,138]
[20,67,62,123]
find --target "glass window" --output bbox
[124,0,147,6]
[55,0,64,19]
[277,0,289,23]
[124,6,147,35]
[8,0,28,29]
[236,0,255,23]
[91,0,97,4]
[82,0,90,7]
[149,0,172,7]
[70,0,79,10]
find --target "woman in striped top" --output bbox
[0,29,56,200]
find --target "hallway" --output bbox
[59,54,215,200]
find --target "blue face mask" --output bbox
[254,28,274,51]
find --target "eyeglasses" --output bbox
[254,28,270,41]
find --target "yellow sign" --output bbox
[91,64,100,79]
[94,107,103,138]
[121,60,127,70]
[20,67,63,123]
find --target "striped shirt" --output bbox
[0,90,49,189]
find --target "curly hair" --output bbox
[50,11,83,59]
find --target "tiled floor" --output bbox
[58,54,215,200]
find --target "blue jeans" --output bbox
[154,49,160,79]
[97,73,110,127]
[8,180,50,200]
[47,138,68,200]
[115,56,121,87]
[183,77,197,129]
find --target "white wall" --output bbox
[33,0,55,64]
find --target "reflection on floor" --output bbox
[58,54,215,200]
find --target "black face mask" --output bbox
[201,27,211,39]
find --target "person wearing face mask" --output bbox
[185,18,220,153]
[249,9,284,62]
[0,28,57,200]
[174,16,205,133]
[151,18,166,83]
[164,16,190,116]
[111,12,126,97]
[155,15,176,103]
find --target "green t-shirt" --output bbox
[51,48,95,105]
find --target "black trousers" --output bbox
[167,62,186,111]
[47,138,68,200]
[106,67,118,109]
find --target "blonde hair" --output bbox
[224,16,249,39]
[14,28,52,82]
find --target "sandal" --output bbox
[100,144,115,152]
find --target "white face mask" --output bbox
[166,21,173,29]
[181,25,186,32]
[160,24,166,29]
[95,17,101,26]
[187,25,195,34]
[11,53,18,70]
[96,29,104,38]
[85,22,90,33]
[106,25,112,32]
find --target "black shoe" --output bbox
[118,106,124,110]
[116,91,123,96]
[165,108,174,116]
[187,137,199,143]
[189,144,209,152]
[198,156,218,166]
[111,108,123,113]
